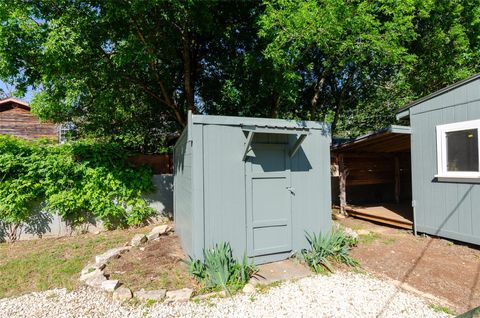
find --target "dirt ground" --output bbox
[106,234,198,292]
[338,216,480,314]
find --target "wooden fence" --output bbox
[127,154,173,174]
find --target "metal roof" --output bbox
[191,113,329,131]
[331,125,411,153]
[396,72,480,118]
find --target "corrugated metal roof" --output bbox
[331,125,411,151]
[191,113,329,131]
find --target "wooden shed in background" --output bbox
[0,98,58,140]
[331,126,413,229]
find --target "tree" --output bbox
[0,0,271,151]
[259,0,419,135]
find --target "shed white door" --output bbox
[246,143,292,257]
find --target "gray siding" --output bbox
[202,124,247,259]
[410,78,480,244]
[174,114,332,263]
[290,131,332,252]
[173,129,194,255]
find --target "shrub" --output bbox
[0,135,156,241]
[300,229,358,273]
[187,242,257,293]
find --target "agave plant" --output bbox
[186,242,257,292]
[301,229,358,273]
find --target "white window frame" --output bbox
[436,119,480,182]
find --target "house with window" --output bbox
[396,72,480,245]
[0,97,60,141]
[332,72,480,246]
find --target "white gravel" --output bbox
[0,272,451,318]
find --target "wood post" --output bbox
[338,154,349,215]
[394,156,400,204]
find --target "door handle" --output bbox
[286,187,295,194]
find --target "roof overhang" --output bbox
[0,97,30,111]
[241,125,310,161]
[395,72,480,119]
[332,125,411,154]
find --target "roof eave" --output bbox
[395,72,480,117]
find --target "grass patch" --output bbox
[256,281,281,294]
[428,303,457,315]
[359,232,396,245]
[0,226,153,299]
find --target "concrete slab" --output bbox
[250,259,312,285]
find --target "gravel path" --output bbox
[0,272,451,318]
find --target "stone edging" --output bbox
[79,224,194,303]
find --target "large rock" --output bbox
[130,234,147,247]
[242,283,256,294]
[135,289,167,302]
[81,263,106,276]
[79,267,104,282]
[147,225,171,241]
[95,247,131,265]
[113,287,133,302]
[101,280,120,292]
[85,274,107,288]
[165,288,193,303]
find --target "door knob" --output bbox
[286,187,295,194]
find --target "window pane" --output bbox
[446,129,479,172]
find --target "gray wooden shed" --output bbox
[173,112,331,264]
[396,73,480,245]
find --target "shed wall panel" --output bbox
[202,124,247,260]
[290,131,331,251]
[173,129,194,256]
[410,78,480,244]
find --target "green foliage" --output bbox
[0,135,155,240]
[301,229,358,274]
[428,303,457,316]
[187,242,257,293]
[1,0,479,143]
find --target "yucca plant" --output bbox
[301,229,358,273]
[187,242,257,292]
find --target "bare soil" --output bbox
[338,217,480,314]
[106,234,198,291]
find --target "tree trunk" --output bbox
[310,77,325,118]
[182,33,195,113]
[338,154,349,216]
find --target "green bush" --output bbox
[0,135,155,241]
[301,229,358,273]
[187,242,257,293]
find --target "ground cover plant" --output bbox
[0,135,155,241]
[301,229,358,273]
[187,242,257,293]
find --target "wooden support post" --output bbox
[338,154,349,215]
[394,156,400,204]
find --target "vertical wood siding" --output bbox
[410,79,480,244]
[173,129,194,255]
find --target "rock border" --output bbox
[79,224,193,303]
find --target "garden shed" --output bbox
[174,112,331,264]
[396,72,480,245]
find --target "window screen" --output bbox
[446,129,479,172]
